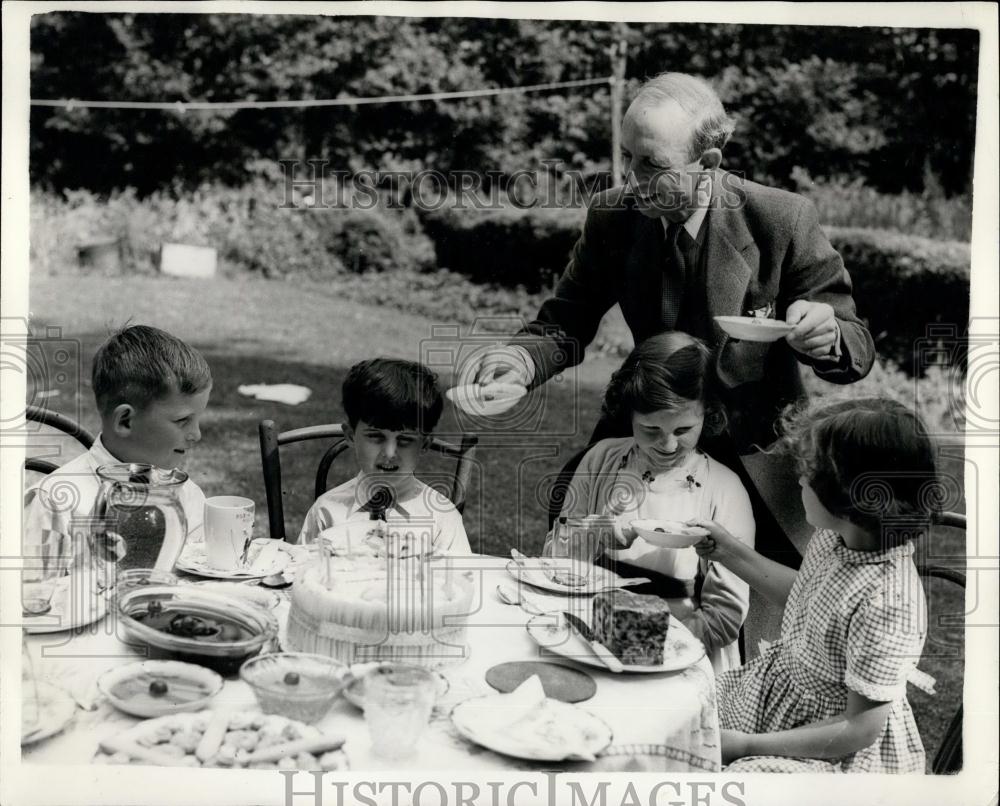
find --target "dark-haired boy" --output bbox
[24,325,212,573]
[297,358,471,554]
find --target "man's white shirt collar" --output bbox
[660,175,712,241]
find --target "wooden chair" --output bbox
[258,420,479,542]
[24,404,96,476]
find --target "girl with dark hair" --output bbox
[694,398,937,773]
[547,331,755,672]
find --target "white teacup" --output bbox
[204,496,255,570]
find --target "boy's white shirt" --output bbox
[297,472,471,555]
[23,434,206,571]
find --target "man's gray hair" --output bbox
[634,72,736,159]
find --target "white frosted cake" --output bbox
[286,526,474,667]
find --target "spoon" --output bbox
[495,584,549,616]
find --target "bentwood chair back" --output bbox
[24,405,97,476]
[258,420,478,543]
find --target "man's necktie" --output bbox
[662,220,689,327]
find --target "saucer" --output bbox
[714,316,793,342]
[23,575,109,634]
[175,540,289,580]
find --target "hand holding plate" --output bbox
[469,345,533,387]
[689,519,744,566]
[785,300,839,358]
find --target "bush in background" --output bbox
[803,359,965,437]
[31,17,979,201]
[30,183,435,281]
[825,227,970,370]
[31,184,971,376]
[792,167,972,242]
[420,202,586,292]
[418,202,970,372]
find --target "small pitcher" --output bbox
[93,463,189,574]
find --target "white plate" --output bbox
[22,680,76,745]
[445,383,527,417]
[97,660,224,718]
[714,315,793,342]
[630,519,709,549]
[506,558,649,596]
[23,577,110,634]
[175,540,290,580]
[451,693,612,762]
[525,613,705,674]
[188,581,281,610]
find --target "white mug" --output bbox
[204,496,255,570]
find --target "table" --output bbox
[22,556,721,772]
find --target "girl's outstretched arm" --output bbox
[722,691,891,764]
[692,520,798,609]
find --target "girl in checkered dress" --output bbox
[692,398,937,773]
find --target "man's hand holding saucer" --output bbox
[785,300,842,361]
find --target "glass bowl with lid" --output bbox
[239,652,351,723]
[116,584,279,677]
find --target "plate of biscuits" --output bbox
[92,710,349,770]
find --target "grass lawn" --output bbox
[22,273,965,771]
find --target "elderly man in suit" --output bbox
[476,71,873,447]
[470,72,875,646]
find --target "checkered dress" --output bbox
[717,529,927,773]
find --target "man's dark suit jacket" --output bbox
[518,171,876,452]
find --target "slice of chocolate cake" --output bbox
[591,590,671,666]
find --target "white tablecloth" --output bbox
[22,556,721,772]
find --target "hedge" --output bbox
[420,204,585,292]
[419,204,971,372]
[31,187,970,373]
[30,184,436,281]
[825,228,971,370]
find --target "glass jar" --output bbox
[542,515,616,587]
[364,663,437,758]
[22,527,72,616]
[93,464,189,574]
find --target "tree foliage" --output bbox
[30,14,979,196]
